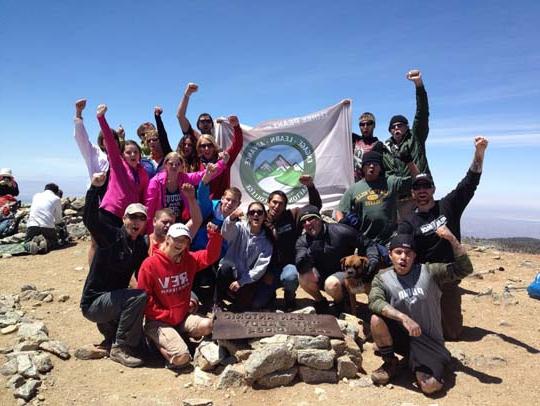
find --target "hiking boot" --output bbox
[371,356,399,385]
[283,291,296,311]
[109,345,144,368]
[314,298,330,314]
[24,241,39,255]
[34,235,49,254]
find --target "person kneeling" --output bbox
[368,227,473,394]
[137,222,222,370]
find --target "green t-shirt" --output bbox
[338,175,411,244]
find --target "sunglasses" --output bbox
[127,213,147,221]
[412,183,433,190]
[199,119,213,124]
[391,123,406,130]
[146,138,160,143]
[199,143,214,149]
[360,121,374,127]
[248,209,264,216]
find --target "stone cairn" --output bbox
[0,285,71,403]
[188,307,370,390]
[0,196,89,257]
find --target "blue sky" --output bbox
[1,1,539,236]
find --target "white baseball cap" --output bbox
[167,223,191,240]
[0,168,13,178]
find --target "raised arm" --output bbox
[74,99,100,178]
[445,136,489,216]
[221,208,243,242]
[154,106,173,156]
[83,172,116,247]
[96,104,123,169]
[224,116,244,166]
[182,183,202,237]
[407,69,429,144]
[176,83,200,138]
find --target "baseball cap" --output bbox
[412,173,434,187]
[0,168,13,179]
[167,223,192,240]
[124,203,147,217]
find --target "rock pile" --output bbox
[189,309,365,390]
[0,196,89,257]
[0,286,71,403]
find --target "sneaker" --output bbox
[314,298,330,314]
[109,345,144,368]
[371,356,399,385]
[34,235,49,254]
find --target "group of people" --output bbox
[69,71,488,394]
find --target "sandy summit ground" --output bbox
[1,241,539,405]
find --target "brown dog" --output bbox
[340,253,372,316]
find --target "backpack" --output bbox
[527,273,540,300]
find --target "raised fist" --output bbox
[298,174,314,187]
[91,172,107,187]
[218,151,230,164]
[96,104,107,117]
[185,83,199,96]
[228,115,239,127]
[154,106,163,116]
[181,183,195,199]
[474,136,488,152]
[75,99,87,113]
[406,69,423,86]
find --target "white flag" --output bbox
[216,100,353,210]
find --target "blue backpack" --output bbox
[527,273,540,300]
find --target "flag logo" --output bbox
[239,132,316,203]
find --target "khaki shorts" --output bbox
[144,315,209,360]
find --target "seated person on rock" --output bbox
[80,172,148,368]
[216,202,273,311]
[24,183,64,254]
[368,228,473,394]
[295,205,379,315]
[0,168,19,197]
[137,222,222,370]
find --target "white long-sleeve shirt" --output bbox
[74,117,109,179]
[27,190,62,229]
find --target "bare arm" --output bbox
[182,183,202,237]
[176,82,200,139]
[381,305,422,337]
[470,136,488,173]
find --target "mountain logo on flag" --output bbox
[240,132,316,203]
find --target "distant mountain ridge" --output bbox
[464,236,540,254]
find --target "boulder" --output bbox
[296,349,335,370]
[298,366,338,384]
[244,344,296,382]
[216,364,246,389]
[337,355,358,379]
[39,340,70,360]
[292,335,330,350]
[256,366,297,389]
[33,353,53,373]
[13,378,41,402]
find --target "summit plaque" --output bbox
[212,312,343,340]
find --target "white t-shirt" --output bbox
[27,190,62,229]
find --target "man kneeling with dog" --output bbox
[368,226,473,394]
